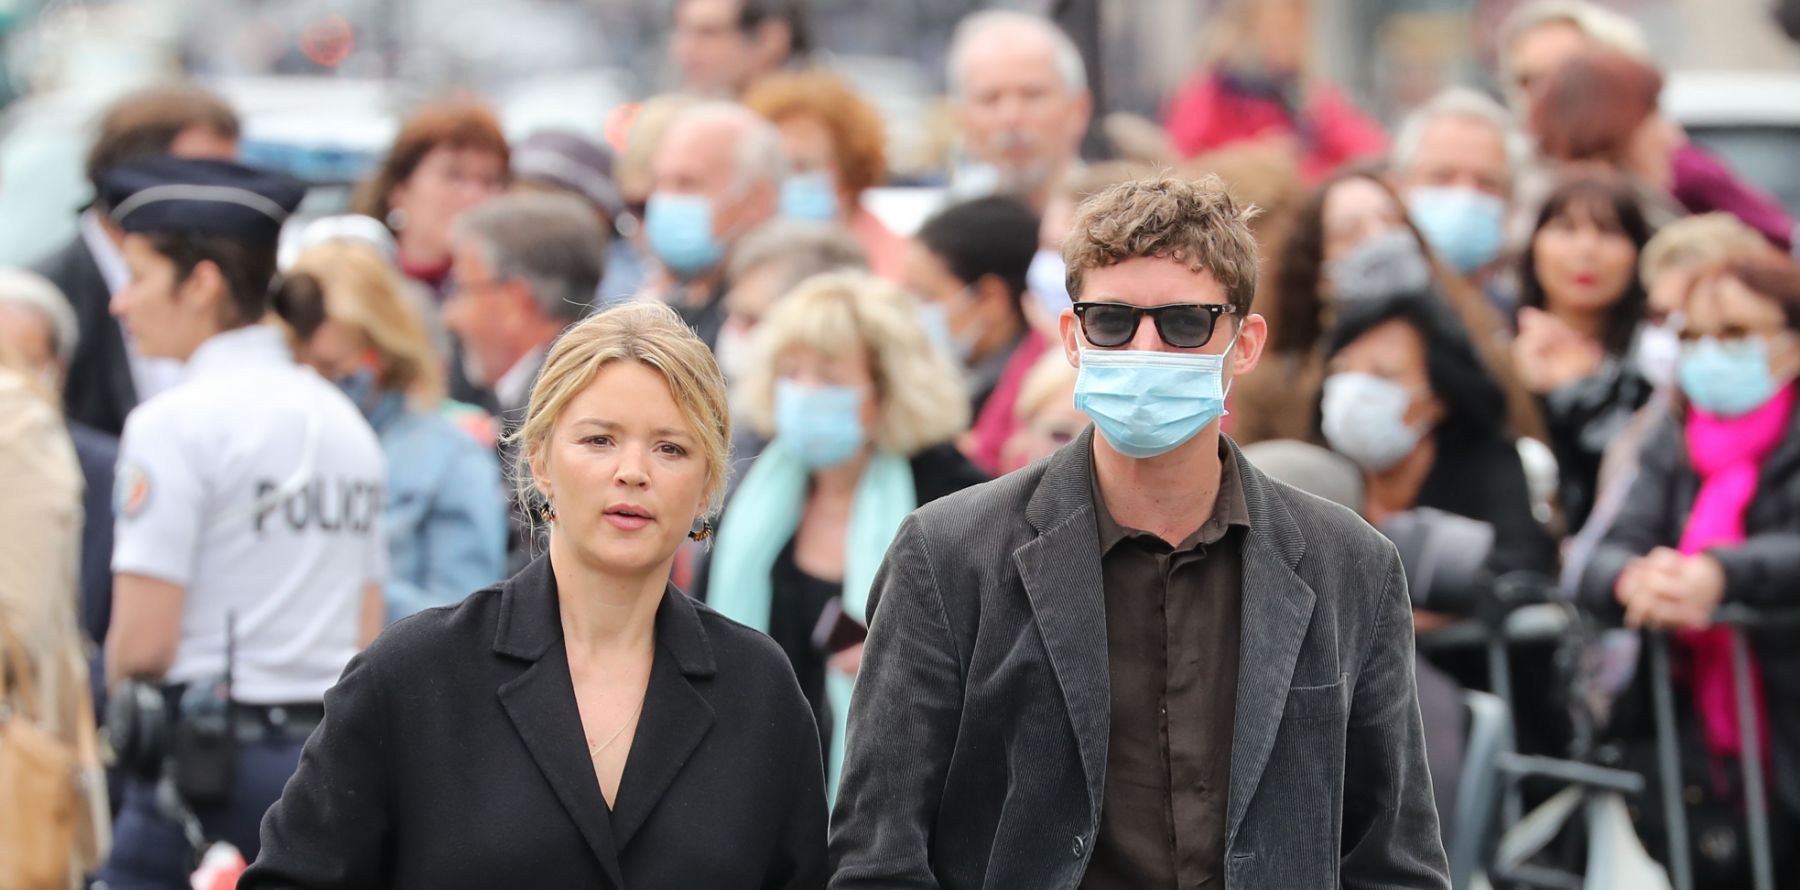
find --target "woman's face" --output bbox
[1320,177,1409,266]
[1328,318,1447,432]
[774,340,880,435]
[778,114,847,204]
[112,235,223,361]
[1000,380,1085,473]
[1684,275,1800,383]
[1531,202,1638,319]
[303,318,377,383]
[389,145,508,259]
[533,359,711,579]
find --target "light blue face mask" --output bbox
[1027,248,1071,315]
[774,379,866,469]
[915,290,979,365]
[1678,336,1786,417]
[1073,329,1240,459]
[332,367,380,415]
[779,172,840,223]
[645,192,725,278]
[1406,186,1506,276]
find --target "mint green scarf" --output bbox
[706,442,916,797]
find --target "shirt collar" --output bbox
[79,209,130,295]
[495,345,547,414]
[183,325,293,380]
[1091,437,1253,555]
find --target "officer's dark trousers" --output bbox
[96,734,303,890]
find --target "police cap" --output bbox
[98,157,307,247]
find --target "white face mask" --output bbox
[714,319,753,383]
[1633,319,1683,389]
[1027,248,1071,316]
[1321,372,1430,473]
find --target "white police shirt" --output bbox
[112,324,386,704]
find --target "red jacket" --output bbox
[1165,69,1389,183]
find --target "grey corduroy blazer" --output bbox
[829,428,1449,890]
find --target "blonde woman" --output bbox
[702,272,986,790]
[290,241,506,623]
[245,302,827,888]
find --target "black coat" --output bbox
[34,235,136,436]
[1578,409,1800,815]
[242,556,829,890]
[1417,432,1559,578]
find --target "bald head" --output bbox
[649,102,787,275]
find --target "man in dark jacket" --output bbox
[32,83,239,436]
[830,175,1448,889]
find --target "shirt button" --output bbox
[1072,835,1086,858]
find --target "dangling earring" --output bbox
[385,207,408,232]
[688,519,714,542]
[542,500,558,523]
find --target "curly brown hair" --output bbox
[744,72,887,196]
[1063,173,1261,313]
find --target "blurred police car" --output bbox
[0,76,400,266]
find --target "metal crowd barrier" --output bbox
[1647,605,1800,890]
[1416,588,1800,889]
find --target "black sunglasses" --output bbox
[1071,301,1239,349]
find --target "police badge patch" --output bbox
[116,461,152,518]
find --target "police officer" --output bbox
[96,157,386,888]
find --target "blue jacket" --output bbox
[367,393,507,623]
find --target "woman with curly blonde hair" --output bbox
[701,272,986,789]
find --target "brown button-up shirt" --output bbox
[1079,443,1252,890]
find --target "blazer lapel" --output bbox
[609,586,717,853]
[1224,442,1319,839]
[493,557,627,890]
[1015,428,1110,817]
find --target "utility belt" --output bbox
[107,677,321,806]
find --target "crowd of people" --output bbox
[4,0,1800,888]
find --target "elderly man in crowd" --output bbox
[1391,88,1532,306]
[643,101,786,351]
[946,10,1092,212]
[670,0,810,98]
[442,192,606,572]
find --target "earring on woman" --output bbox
[385,208,408,231]
[688,519,714,542]
[542,500,558,523]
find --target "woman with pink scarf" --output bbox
[1577,251,1800,883]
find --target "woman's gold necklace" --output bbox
[588,697,646,759]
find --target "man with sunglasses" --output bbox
[831,175,1449,889]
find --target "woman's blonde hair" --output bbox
[1012,352,1078,424]
[290,241,444,403]
[509,301,732,523]
[743,272,969,456]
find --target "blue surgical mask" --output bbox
[1321,372,1428,472]
[1027,248,1071,315]
[1072,331,1239,459]
[778,172,840,222]
[645,192,724,278]
[332,367,379,415]
[774,379,866,469]
[1406,186,1507,275]
[1679,336,1786,417]
[916,290,978,364]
